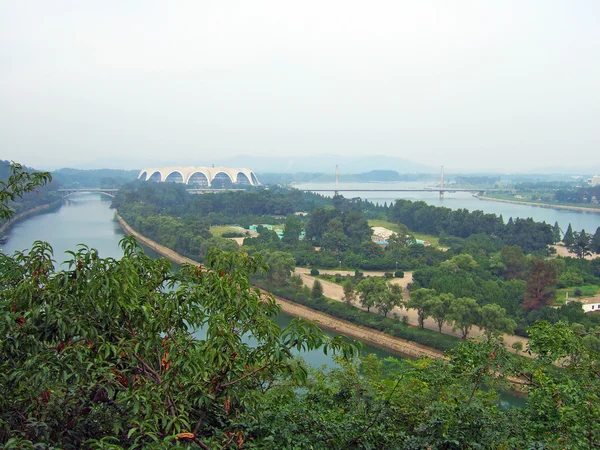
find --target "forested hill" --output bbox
[52,167,139,188]
[0,160,60,224]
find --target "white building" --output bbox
[566,297,600,313]
[590,175,600,187]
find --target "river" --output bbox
[1,194,390,367]
[2,193,524,406]
[295,181,600,233]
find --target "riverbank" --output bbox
[115,211,446,360]
[0,200,62,236]
[477,195,600,214]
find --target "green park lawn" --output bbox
[555,284,600,305]
[209,225,246,237]
[368,219,440,247]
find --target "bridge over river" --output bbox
[57,187,245,199]
[303,188,505,198]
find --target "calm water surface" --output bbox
[296,181,600,233]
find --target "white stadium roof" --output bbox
[138,167,260,187]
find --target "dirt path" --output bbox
[296,269,530,354]
[551,244,599,261]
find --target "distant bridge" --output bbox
[303,188,503,194]
[58,188,118,199]
[58,187,245,199]
[314,165,505,198]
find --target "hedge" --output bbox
[253,278,460,353]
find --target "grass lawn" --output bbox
[368,219,440,247]
[209,225,246,237]
[555,285,599,305]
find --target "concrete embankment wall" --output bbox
[0,201,62,235]
[114,211,445,360]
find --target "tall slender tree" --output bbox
[563,223,575,247]
[590,226,600,254]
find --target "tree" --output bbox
[511,341,523,354]
[440,254,479,273]
[591,226,600,254]
[262,250,296,285]
[0,238,357,448]
[282,214,303,245]
[406,288,437,329]
[386,224,413,250]
[311,279,324,299]
[524,258,558,310]
[426,292,454,333]
[376,283,403,318]
[563,223,575,247]
[448,297,480,339]
[478,304,516,340]
[356,277,386,313]
[552,221,562,244]
[569,229,592,258]
[342,279,356,306]
[499,245,527,280]
[0,162,52,220]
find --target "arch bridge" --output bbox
[57,188,118,199]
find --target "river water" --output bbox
[1,194,390,367]
[2,193,525,405]
[295,181,600,233]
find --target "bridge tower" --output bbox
[440,166,445,198]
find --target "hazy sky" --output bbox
[1,1,599,172]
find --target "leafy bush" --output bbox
[384,272,393,278]
[395,270,404,278]
[310,268,320,276]
[221,231,245,238]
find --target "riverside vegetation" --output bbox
[1,165,599,448]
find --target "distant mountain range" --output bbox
[70,154,436,174]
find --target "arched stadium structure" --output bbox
[138,167,260,187]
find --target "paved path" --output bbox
[295,269,529,354]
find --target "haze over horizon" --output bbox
[1,1,599,173]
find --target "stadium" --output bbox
[138,167,260,187]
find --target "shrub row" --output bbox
[253,279,460,353]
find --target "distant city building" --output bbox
[591,175,600,187]
[138,167,260,187]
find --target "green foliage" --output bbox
[0,161,55,222]
[448,297,480,339]
[311,279,324,299]
[342,279,356,306]
[479,304,517,340]
[0,240,357,448]
[406,288,437,329]
[394,270,404,278]
[310,268,320,276]
[524,258,558,310]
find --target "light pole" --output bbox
[339,260,342,271]
[396,261,398,272]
